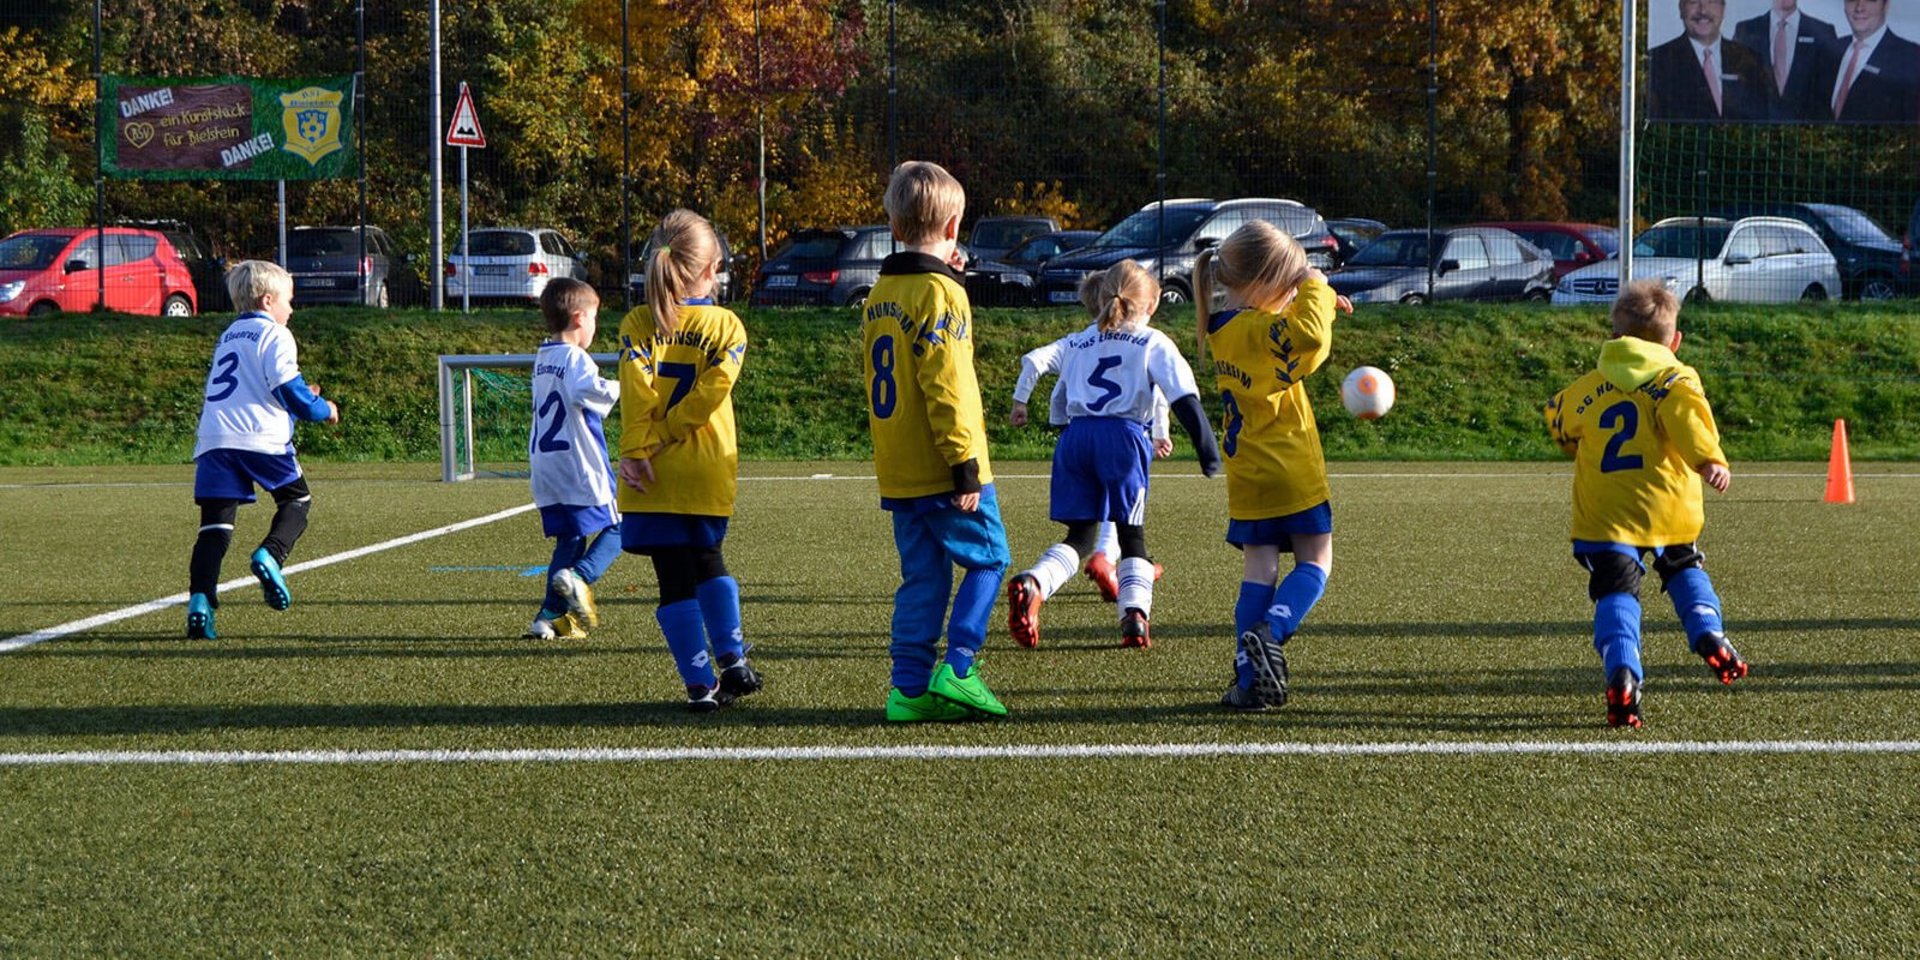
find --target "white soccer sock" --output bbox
[1117,557,1155,619]
[1025,544,1080,599]
[1095,522,1120,559]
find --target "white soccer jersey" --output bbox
[193,313,303,458]
[1015,333,1172,437]
[1053,323,1199,425]
[528,341,621,510]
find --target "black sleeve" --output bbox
[951,458,983,496]
[1170,394,1222,477]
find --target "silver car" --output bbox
[446,228,591,306]
[1553,217,1840,305]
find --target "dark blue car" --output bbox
[1034,198,1337,307]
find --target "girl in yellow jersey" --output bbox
[616,210,762,713]
[1195,220,1349,711]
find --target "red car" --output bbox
[0,227,198,317]
[1466,221,1619,280]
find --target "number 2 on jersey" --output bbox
[870,335,897,418]
[535,392,571,453]
[1597,401,1645,473]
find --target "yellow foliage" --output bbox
[991,181,1082,229]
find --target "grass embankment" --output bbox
[2,301,1916,465]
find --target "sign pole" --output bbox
[444,81,486,314]
[277,180,287,266]
[460,144,469,313]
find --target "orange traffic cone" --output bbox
[1825,419,1855,505]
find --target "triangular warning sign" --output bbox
[446,82,487,148]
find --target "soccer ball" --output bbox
[1342,366,1395,420]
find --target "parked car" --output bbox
[1329,227,1556,304]
[629,231,742,305]
[0,226,197,317]
[1326,217,1388,267]
[287,225,410,308]
[750,225,895,308]
[1552,217,1840,305]
[1467,221,1618,279]
[118,218,229,311]
[1035,198,1339,307]
[967,215,1059,265]
[965,229,1099,306]
[446,227,591,306]
[1904,197,1920,281]
[1712,202,1908,300]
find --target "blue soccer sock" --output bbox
[1233,580,1270,689]
[573,525,625,585]
[943,567,1002,678]
[696,576,746,664]
[1664,567,1727,653]
[1267,562,1329,639]
[1594,592,1644,682]
[654,599,716,689]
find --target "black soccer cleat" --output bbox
[1219,682,1269,712]
[1693,633,1750,686]
[718,658,764,700]
[1120,609,1151,649]
[686,684,736,714]
[1239,623,1289,708]
[1605,666,1644,729]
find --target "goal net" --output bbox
[437,353,621,482]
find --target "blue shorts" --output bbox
[194,449,303,503]
[621,513,728,554]
[540,503,619,540]
[885,484,1011,572]
[1050,417,1151,525]
[1226,501,1334,552]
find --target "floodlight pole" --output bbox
[1426,0,1438,302]
[430,0,444,310]
[93,0,104,311]
[1619,0,1637,285]
[622,0,632,311]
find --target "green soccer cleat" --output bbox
[885,688,976,723]
[186,593,216,640]
[249,547,291,611]
[929,663,1009,717]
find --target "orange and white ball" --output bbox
[1341,366,1395,420]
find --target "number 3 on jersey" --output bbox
[205,352,240,402]
[870,335,897,418]
[1597,401,1645,473]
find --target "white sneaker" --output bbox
[522,617,557,641]
[549,568,600,628]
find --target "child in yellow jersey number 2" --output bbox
[616,209,763,713]
[1197,220,1351,712]
[863,161,1013,722]
[1546,280,1748,729]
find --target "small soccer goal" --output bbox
[437,352,619,482]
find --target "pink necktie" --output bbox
[1834,40,1866,117]
[1703,47,1723,115]
[1774,21,1790,94]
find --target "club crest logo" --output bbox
[279,86,344,165]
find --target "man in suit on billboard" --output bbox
[1734,0,1844,120]
[1814,0,1920,123]
[1649,0,1771,120]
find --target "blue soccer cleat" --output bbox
[186,593,216,640]
[250,547,291,611]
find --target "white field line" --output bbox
[2,739,1917,767]
[0,503,538,654]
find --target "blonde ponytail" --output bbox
[1094,259,1158,334]
[644,209,720,335]
[1193,248,1217,362]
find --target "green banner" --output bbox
[100,75,357,181]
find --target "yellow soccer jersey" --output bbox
[862,253,994,500]
[616,302,746,517]
[1545,337,1727,546]
[1205,277,1337,520]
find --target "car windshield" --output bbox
[1591,227,1621,256]
[0,235,71,270]
[465,231,536,256]
[972,221,1045,248]
[1347,233,1434,268]
[1089,207,1210,248]
[1634,224,1729,259]
[288,230,361,257]
[1810,207,1894,244]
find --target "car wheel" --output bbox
[162,294,193,317]
[1400,293,1428,306]
[846,288,870,309]
[1854,276,1896,301]
[374,282,390,309]
[27,301,57,318]
[1160,283,1191,306]
[1685,286,1712,305]
[1523,288,1550,302]
[1801,284,1828,302]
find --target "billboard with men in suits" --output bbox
[1647,0,1920,124]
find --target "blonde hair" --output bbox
[1192,220,1309,359]
[1610,280,1680,344]
[225,259,293,311]
[1075,269,1105,317]
[539,277,599,334]
[1091,260,1159,333]
[645,209,720,335]
[883,161,965,245]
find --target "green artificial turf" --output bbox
[1,462,1916,956]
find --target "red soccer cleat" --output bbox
[1605,667,1644,729]
[1007,574,1043,649]
[1083,553,1119,603]
[1120,608,1151,649]
[1696,634,1750,686]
